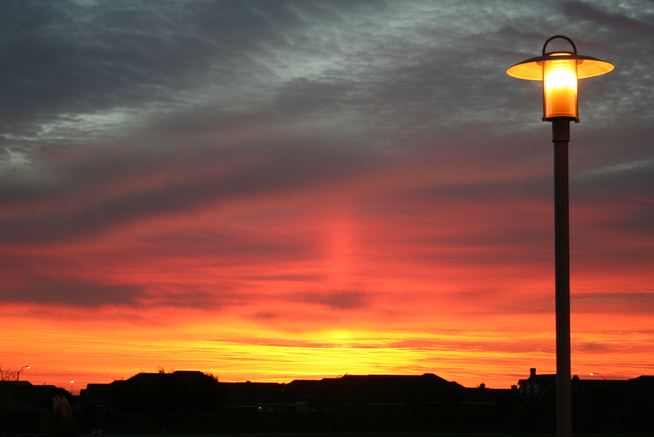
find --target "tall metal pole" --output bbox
[552,118,572,437]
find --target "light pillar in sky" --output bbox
[506,35,613,437]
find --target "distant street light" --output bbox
[69,380,75,394]
[507,35,613,437]
[589,372,607,380]
[17,365,30,381]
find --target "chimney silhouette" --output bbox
[530,368,537,378]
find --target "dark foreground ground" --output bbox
[80,432,652,437]
[5,372,654,435]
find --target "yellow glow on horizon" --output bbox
[3,292,654,391]
[2,313,553,388]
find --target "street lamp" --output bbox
[17,365,30,381]
[69,380,75,394]
[589,372,607,380]
[506,36,613,437]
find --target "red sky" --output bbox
[1,1,653,390]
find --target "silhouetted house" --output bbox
[73,369,654,434]
[458,384,517,432]
[518,367,556,396]
[79,370,222,432]
[0,381,70,434]
[220,381,281,407]
[573,378,627,413]
[624,375,654,432]
[514,368,654,433]
[296,374,463,431]
[81,370,221,412]
[570,377,627,432]
[571,375,654,433]
[515,368,558,433]
[215,373,469,432]
[625,375,654,409]
[324,373,461,404]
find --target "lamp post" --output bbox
[17,365,30,381]
[506,36,613,437]
[589,372,607,380]
[69,380,75,394]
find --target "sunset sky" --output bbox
[1,0,653,390]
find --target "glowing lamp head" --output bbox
[543,53,578,119]
[506,35,614,122]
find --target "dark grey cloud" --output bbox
[1,0,648,159]
[0,0,645,129]
[576,342,612,353]
[573,291,654,313]
[296,290,370,310]
[560,1,654,38]
[252,311,278,320]
[0,273,256,310]
[0,0,308,136]
[132,228,321,272]
[0,0,393,143]
[0,137,379,244]
[242,273,325,282]
[494,291,654,316]
[1,276,143,308]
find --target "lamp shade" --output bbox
[506,53,614,81]
[506,36,614,121]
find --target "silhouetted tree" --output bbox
[0,367,18,381]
